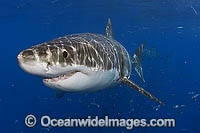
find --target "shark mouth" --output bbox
[43,70,82,83]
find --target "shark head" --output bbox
[17,36,117,92]
[17,43,76,78]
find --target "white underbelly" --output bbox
[43,68,120,92]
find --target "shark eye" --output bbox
[47,62,51,66]
[63,51,68,58]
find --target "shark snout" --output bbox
[17,52,23,61]
[17,49,36,63]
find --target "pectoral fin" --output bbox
[56,90,65,99]
[121,77,164,106]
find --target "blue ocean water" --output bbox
[1,0,200,132]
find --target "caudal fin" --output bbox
[133,43,146,82]
[121,77,164,106]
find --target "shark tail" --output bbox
[124,43,164,105]
[132,43,146,82]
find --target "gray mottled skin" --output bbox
[22,33,131,80]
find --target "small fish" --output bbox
[17,18,164,105]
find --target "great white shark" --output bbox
[17,19,164,105]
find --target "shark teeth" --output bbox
[44,71,80,82]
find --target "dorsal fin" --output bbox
[105,18,114,39]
